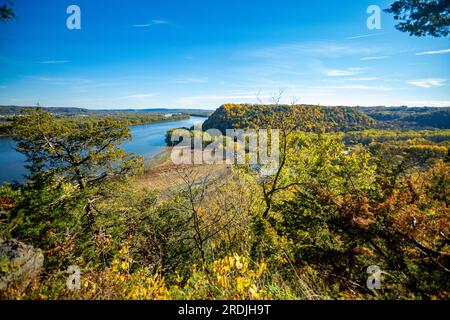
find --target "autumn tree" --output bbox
[254,94,325,218]
[277,135,449,297]
[170,167,245,266]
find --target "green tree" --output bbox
[0,171,84,270]
[255,105,325,219]
[386,0,450,37]
[12,108,142,226]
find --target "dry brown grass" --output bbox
[137,156,230,192]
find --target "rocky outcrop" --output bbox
[0,239,44,290]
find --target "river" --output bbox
[0,116,205,184]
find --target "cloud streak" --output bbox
[406,100,450,107]
[360,56,389,61]
[242,41,383,59]
[172,77,208,84]
[346,33,385,40]
[313,85,392,91]
[347,77,378,81]
[415,49,450,56]
[132,20,169,28]
[121,93,158,99]
[406,78,447,88]
[38,60,71,64]
[324,67,364,77]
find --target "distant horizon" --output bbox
[1,103,450,112]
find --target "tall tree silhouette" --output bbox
[0,0,15,22]
[386,0,450,37]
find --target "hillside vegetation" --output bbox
[202,104,377,133]
[359,106,450,129]
[0,109,190,136]
[202,104,450,134]
[0,107,449,300]
[0,106,212,117]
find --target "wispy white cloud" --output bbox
[406,100,450,107]
[26,76,118,90]
[360,56,389,61]
[294,93,331,96]
[132,20,168,27]
[38,60,71,64]
[27,76,92,86]
[121,93,158,99]
[152,20,168,25]
[347,77,378,81]
[172,77,208,84]
[242,41,383,59]
[175,92,271,105]
[313,85,392,91]
[345,33,386,40]
[187,93,266,100]
[324,67,365,77]
[406,78,447,88]
[415,49,450,56]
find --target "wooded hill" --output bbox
[359,106,450,129]
[0,105,213,117]
[202,104,378,133]
[202,104,450,133]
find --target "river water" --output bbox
[0,116,205,184]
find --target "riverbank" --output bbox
[0,113,196,137]
[138,152,230,192]
[138,145,231,193]
[0,116,206,184]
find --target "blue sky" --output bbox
[0,0,449,109]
